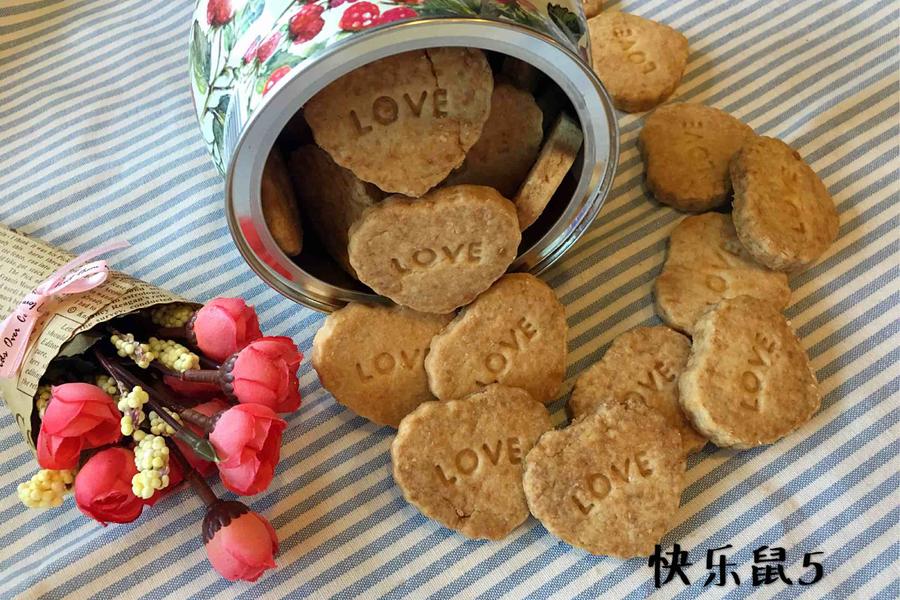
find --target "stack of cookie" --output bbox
[533,6,837,557]
[313,273,569,542]
[260,47,585,311]
[304,6,840,560]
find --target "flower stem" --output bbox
[180,369,220,384]
[179,409,220,433]
[169,442,218,508]
[198,354,219,370]
[94,349,220,463]
[154,326,186,339]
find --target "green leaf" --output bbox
[174,427,220,463]
[222,21,237,54]
[332,31,353,44]
[418,0,481,17]
[212,112,225,154]
[212,65,238,90]
[502,4,546,32]
[190,21,210,96]
[237,0,266,37]
[298,39,328,60]
[214,93,231,116]
[210,94,230,148]
[260,48,305,80]
[547,3,584,44]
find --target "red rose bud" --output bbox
[256,32,282,62]
[37,383,121,470]
[207,0,233,27]
[242,37,261,64]
[175,397,231,477]
[228,337,302,413]
[209,404,286,495]
[191,297,262,363]
[204,500,278,582]
[74,447,144,525]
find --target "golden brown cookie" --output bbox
[569,326,706,455]
[731,136,839,271]
[348,185,521,314]
[392,384,553,540]
[654,213,791,335]
[290,145,384,275]
[588,12,689,113]
[679,295,821,449]
[582,0,603,19]
[312,303,453,428]
[304,48,493,196]
[523,402,685,557]
[425,273,567,404]
[261,149,302,256]
[639,103,754,211]
[514,113,583,230]
[444,83,543,198]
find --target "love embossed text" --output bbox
[620,359,679,403]
[739,333,776,411]
[475,317,539,384]
[354,348,424,381]
[435,438,524,485]
[703,241,745,293]
[390,242,484,275]
[350,88,449,136]
[612,26,658,74]
[571,450,654,515]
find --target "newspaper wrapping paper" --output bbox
[0,0,897,599]
[0,224,194,451]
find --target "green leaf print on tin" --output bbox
[237,0,267,37]
[190,21,210,96]
[223,21,238,54]
[547,3,583,46]
[417,0,483,18]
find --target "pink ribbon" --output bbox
[0,240,130,378]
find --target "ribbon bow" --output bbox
[0,240,129,378]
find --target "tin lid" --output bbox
[225,18,618,312]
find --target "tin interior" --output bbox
[226,19,619,312]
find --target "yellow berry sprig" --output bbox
[35,385,52,418]
[149,408,182,436]
[17,469,75,509]
[111,333,155,368]
[95,374,121,400]
[131,431,171,500]
[148,337,199,373]
[149,303,195,328]
[118,386,149,436]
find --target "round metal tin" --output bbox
[191,2,618,312]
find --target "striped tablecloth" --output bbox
[1,0,897,598]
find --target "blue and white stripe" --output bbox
[0,0,897,598]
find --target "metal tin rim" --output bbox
[224,17,619,313]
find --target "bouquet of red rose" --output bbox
[15,297,302,582]
[0,225,304,581]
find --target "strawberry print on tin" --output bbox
[190,0,588,175]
